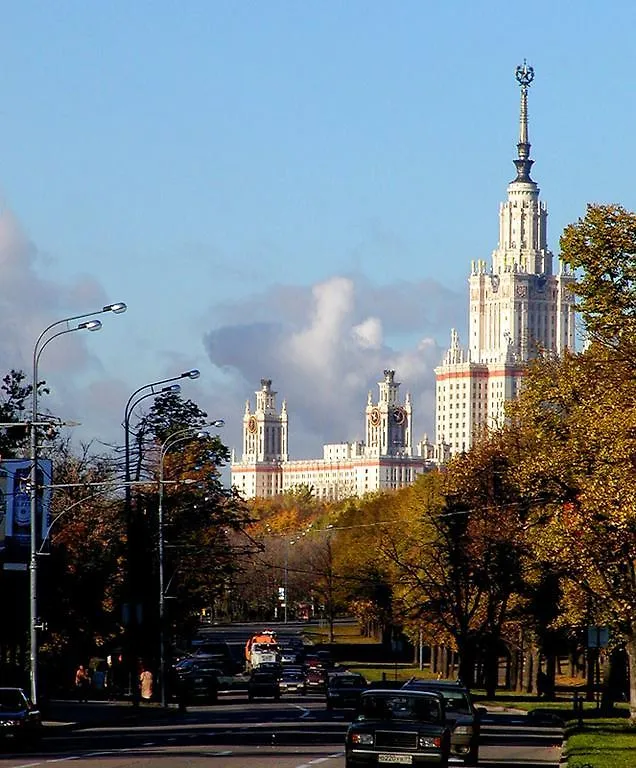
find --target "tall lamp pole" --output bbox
[123,369,200,704]
[30,302,127,706]
[157,420,224,707]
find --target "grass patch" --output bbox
[342,662,429,682]
[565,717,636,767]
[302,623,379,645]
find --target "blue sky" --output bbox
[0,1,634,461]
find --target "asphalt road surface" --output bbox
[0,693,564,767]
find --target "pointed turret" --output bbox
[512,60,535,183]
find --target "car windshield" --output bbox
[0,690,25,710]
[332,676,365,688]
[359,694,441,723]
[405,682,472,715]
[439,690,471,714]
[282,673,304,681]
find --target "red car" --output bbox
[306,667,327,692]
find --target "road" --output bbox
[0,693,563,767]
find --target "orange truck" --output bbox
[244,630,278,671]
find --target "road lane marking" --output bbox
[295,752,344,768]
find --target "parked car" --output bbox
[247,670,281,701]
[279,669,307,695]
[0,688,42,747]
[173,658,221,704]
[326,673,367,711]
[345,688,451,767]
[402,678,484,765]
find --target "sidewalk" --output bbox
[42,698,179,731]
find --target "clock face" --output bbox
[369,407,381,427]
[247,416,257,434]
[393,407,406,425]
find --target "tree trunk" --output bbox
[625,631,636,722]
[457,637,477,688]
[586,648,598,703]
[483,636,499,698]
[523,647,538,693]
[543,653,557,700]
[430,645,439,676]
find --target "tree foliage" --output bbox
[560,203,636,357]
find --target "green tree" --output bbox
[560,203,636,357]
[135,392,252,645]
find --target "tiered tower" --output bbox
[365,370,413,456]
[435,63,576,455]
[231,370,431,499]
[233,379,288,497]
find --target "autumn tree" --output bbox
[38,439,123,690]
[382,449,526,693]
[506,342,636,717]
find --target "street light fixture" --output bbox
[157,419,224,706]
[122,369,200,704]
[29,302,127,706]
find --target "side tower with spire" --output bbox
[231,378,288,497]
[434,63,576,455]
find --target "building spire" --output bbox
[513,60,535,183]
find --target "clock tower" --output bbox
[242,378,288,462]
[366,370,413,457]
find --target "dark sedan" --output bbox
[345,689,451,767]
[402,678,484,765]
[0,688,42,747]
[247,671,281,701]
[326,673,367,711]
[173,658,221,704]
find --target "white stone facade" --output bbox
[435,64,576,455]
[231,371,435,500]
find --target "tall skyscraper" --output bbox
[435,63,576,455]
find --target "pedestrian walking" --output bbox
[140,666,154,702]
[74,664,90,703]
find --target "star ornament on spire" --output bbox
[515,60,534,88]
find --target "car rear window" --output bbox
[0,690,24,709]
[359,694,442,723]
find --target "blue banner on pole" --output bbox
[0,458,52,556]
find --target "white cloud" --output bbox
[352,317,382,349]
[203,274,463,459]
[0,204,464,467]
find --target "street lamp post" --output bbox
[157,420,224,707]
[122,370,200,704]
[29,302,126,706]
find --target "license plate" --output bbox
[378,756,413,765]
